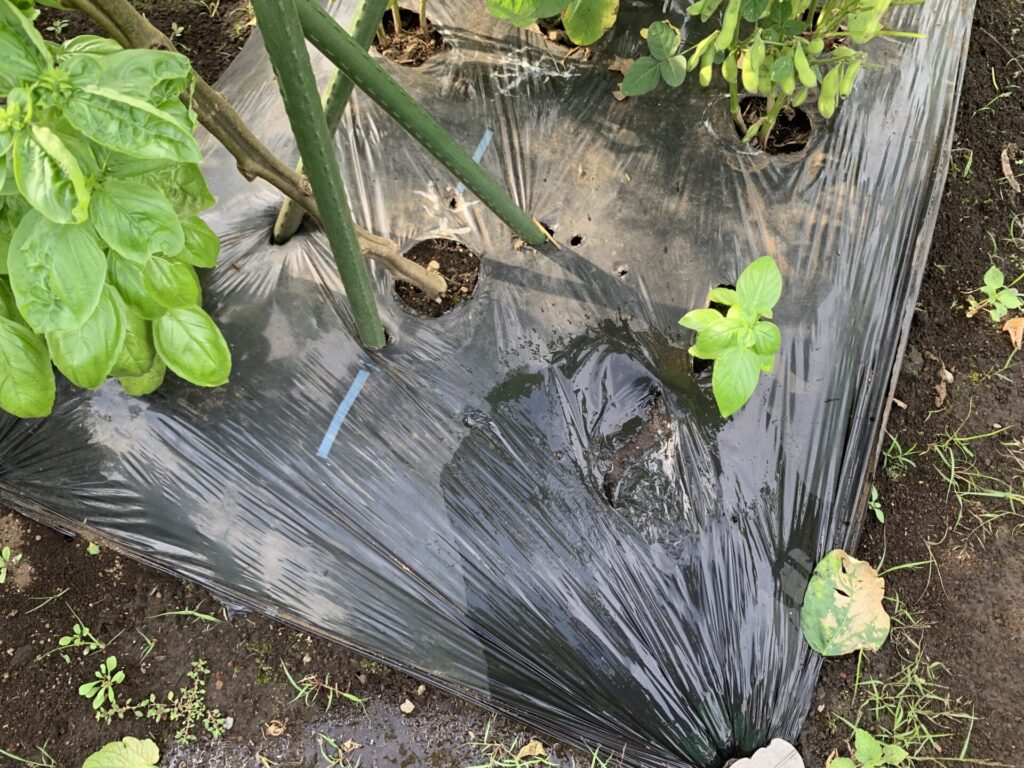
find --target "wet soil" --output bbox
[394,238,481,317]
[798,0,1024,763]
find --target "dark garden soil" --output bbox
[394,238,481,317]
[375,8,447,68]
[738,97,812,154]
[3,0,1022,766]
[798,0,1024,764]
[36,0,255,84]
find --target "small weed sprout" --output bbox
[0,743,58,767]
[965,265,1022,321]
[679,255,783,417]
[281,662,366,712]
[867,485,883,524]
[78,655,125,711]
[827,728,907,768]
[318,733,362,767]
[0,545,22,584]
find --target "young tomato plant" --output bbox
[679,255,782,417]
[486,0,619,46]
[0,0,230,419]
[621,0,922,147]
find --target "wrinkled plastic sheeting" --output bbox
[0,0,972,764]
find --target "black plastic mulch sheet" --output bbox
[0,0,973,764]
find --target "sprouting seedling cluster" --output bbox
[679,255,782,417]
[620,0,923,146]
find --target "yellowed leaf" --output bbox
[801,549,890,656]
[1002,317,1024,350]
[517,739,547,760]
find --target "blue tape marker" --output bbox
[454,128,495,195]
[317,369,370,459]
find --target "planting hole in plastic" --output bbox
[375,8,448,67]
[537,16,573,47]
[692,284,735,375]
[736,96,812,155]
[615,264,629,278]
[394,238,480,317]
[570,234,584,246]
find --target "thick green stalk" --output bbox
[294,0,547,247]
[252,0,387,350]
[272,0,390,244]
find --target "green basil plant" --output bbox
[0,0,230,418]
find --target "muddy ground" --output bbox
[2,0,1023,765]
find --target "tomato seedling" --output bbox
[679,255,782,418]
[965,265,1022,321]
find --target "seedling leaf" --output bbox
[82,736,159,768]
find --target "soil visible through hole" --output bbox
[394,238,480,317]
[375,7,447,67]
[602,393,671,506]
[738,96,812,155]
[537,16,573,47]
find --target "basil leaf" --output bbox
[64,86,202,164]
[93,49,191,103]
[90,179,183,260]
[46,284,126,388]
[171,215,219,268]
[107,250,166,320]
[141,255,200,309]
[118,355,165,396]
[0,315,55,418]
[58,35,123,58]
[110,307,155,377]
[12,126,91,224]
[153,305,230,387]
[7,211,106,333]
[735,254,782,317]
[0,0,52,91]
[139,163,215,217]
[0,277,21,322]
[711,346,760,417]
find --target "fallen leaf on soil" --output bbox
[341,740,362,753]
[934,364,954,407]
[1001,143,1021,193]
[730,739,803,767]
[82,737,159,768]
[400,698,416,714]
[1002,317,1024,350]
[517,740,548,760]
[607,56,634,75]
[800,549,890,656]
[264,720,286,737]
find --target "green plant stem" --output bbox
[389,0,401,33]
[272,0,390,245]
[728,79,745,133]
[294,0,547,246]
[252,0,387,349]
[759,95,786,146]
[65,0,444,296]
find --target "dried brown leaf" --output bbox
[1002,143,1021,194]
[517,740,548,760]
[1003,316,1024,350]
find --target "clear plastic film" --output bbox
[0,0,973,764]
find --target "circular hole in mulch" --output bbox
[691,283,735,375]
[537,16,573,47]
[375,7,448,67]
[735,96,812,155]
[394,238,480,317]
